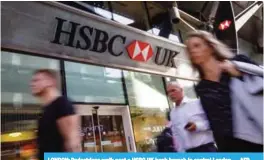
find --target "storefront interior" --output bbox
[1,49,197,159]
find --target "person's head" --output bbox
[166,82,184,105]
[185,30,234,78]
[30,69,60,97]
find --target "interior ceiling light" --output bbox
[9,132,22,137]
[218,20,232,30]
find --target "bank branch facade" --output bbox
[1,2,198,159]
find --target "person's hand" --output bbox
[185,122,196,132]
[64,139,82,152]
[220,60,242,77]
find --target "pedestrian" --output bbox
[156,111,177,152]
[167,82,217,152]
[30,69,81,160]
[185,30,263,152]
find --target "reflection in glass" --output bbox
[81,116,96,152]
[1,51,60,160]
[65,61,125,104]
[123,71,169,152]
[124,71,169,110]
[99,115,127,152]
[81,115,127,152]
[130,108,167,152]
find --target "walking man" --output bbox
[30,69,81,160]
[167,82,217,152]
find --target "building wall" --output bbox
[238,38,263,65]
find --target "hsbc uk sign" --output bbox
[51,17,179,68]
[2,1,190,77]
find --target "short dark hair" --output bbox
[33,69,61,87]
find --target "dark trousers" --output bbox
[215,136,263,152]
[186,142,218,152]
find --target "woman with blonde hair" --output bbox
[185,30,263,152]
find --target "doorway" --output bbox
[75,105,136,152]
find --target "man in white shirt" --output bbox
[167,82,217,152]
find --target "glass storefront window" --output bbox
[78,104,130,153]
[82,115,127,152]
[123,71,169,152]
[98,115,127,152]
[124,71,169,109]
[130,107,168,152]
[65,61,126,104]
[1,51,60,160]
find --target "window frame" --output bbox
[63,60,127,105]
[2,47,197,107]
[1,48,130,105]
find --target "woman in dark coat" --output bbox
[184,30,263,152]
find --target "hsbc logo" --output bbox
[51,17,179,68]
[126,40,153,62]
[126,40,178,68]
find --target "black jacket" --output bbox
[195,55,263,152]
[156,127,176,152]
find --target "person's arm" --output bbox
[194,119,210,131]
[56,97,82,152]
[185,118,210,132]
[221,54,262,77]
[185,101,211,132]
[220,60,242,77]
[57,115,81,152]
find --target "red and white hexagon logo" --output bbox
[126,40,153,62]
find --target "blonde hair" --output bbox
[186,30,234,60]
[34,69,61,88]
[186,30,235,78]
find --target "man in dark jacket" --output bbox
[156,111,177,152]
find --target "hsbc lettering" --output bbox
[50,17,178,68]
[51,17,126,56]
